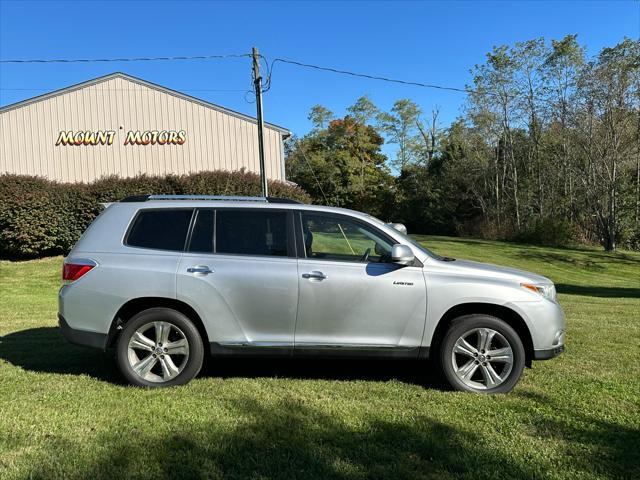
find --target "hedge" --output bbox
[0,171,310,259]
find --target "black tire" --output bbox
[439,314,525,394]
[117,308,204,388]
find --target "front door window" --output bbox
[301,213,393,263]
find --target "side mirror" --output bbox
[391,244,415,265]
[387,223,408,235]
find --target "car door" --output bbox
[294,211,427,355]
[176,208,299,354]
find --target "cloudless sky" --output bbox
[1,0,638,150]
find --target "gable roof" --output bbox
[0,72,290,137]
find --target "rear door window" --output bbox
[216,210,288,257]
[126,209,193,251]
[188,209,215,253]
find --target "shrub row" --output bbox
[0,171,310,258]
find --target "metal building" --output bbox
[0,72,290,183]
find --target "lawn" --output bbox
[0,236,638,479]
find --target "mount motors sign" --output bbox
[55,130,187,146]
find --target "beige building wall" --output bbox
[0,73,289,183]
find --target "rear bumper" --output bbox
[533,344,565,360]
[58,314,108,350]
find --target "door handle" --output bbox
[187,265,213,274]
[302,271,327,280]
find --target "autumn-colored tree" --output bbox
[286,111,394,218]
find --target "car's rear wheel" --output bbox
[440,314,525,393]
[117,308,204,387]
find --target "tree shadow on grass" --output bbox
[515,250,606,269]
[0,327,442,389]
[2,331,638,479]
[206,355,442,389]
[513,389,640,479]
[555,284,640,298]
[0,326,123,383]
[16,395,544,480]
[515,249,640,268]
[12,392,640,480]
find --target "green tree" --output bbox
[286,109,394,217]
[347,95,379,124]
[542,34,585,219]
[393,119,480,235]
[573,38,640,250]
[468,44,524,230]
[378,99,422,171]
[308,105,334,129]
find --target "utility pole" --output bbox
[252,46,268,197]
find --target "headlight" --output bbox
[521,283,557,302]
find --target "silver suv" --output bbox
[59,195,565,393]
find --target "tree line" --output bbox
[285,36,640,251]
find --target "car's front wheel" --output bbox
[440,314,525,393]
[116,308,204,387]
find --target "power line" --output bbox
[0,53,251,64]
[0,51,478,96]
[266,57,473,95]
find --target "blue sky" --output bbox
[1,0,638,142]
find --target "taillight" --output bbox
[62,260,96,282]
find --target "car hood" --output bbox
[441,259,553,285]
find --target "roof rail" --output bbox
[266,197,302,204]
[120,194,302,204]
[120,195,151,202]
[149,195,268,202]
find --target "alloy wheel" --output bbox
[127,321,190,383]
[451,327,514,390]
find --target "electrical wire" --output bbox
[263,56,473,95]
[0,53,252,64]
[260,55,274,93]
[298,148,331,206]
[1,51,478,96]
[243,90,256,104]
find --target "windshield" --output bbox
[365,215,445,260]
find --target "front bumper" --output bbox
[58,314,108,350]
[508,299,566,360]
[533,344,565,360]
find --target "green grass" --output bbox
[0,236,639,479]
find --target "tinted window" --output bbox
[216,210,288,257]
[188,209,215,253]
[301,213,392,263]
[127,209,193,251]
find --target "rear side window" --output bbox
[188,209,215,253]
[126,209,193,251]
[216,210,288,257]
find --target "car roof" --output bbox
[111,197,377,224]
[129,199,365,216]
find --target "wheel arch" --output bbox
[107,297,210,349]
[429,302,534,367]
